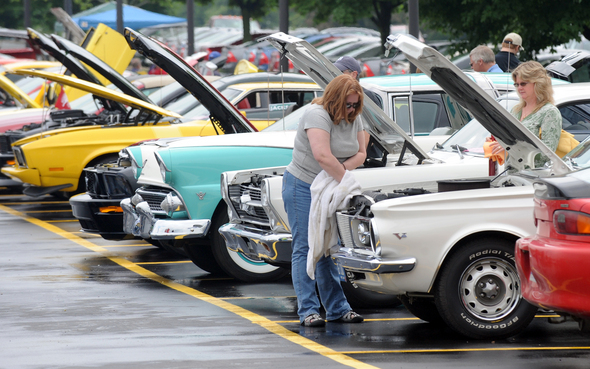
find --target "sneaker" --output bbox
[302,313,325,327]
[331,310,364,323]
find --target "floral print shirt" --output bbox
[511,103,562,167]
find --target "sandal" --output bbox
[302,313,325,327]
[331,310,364,323]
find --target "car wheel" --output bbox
[184,239,226,275]
[434,237,538,339]
[210,203,290,283]
[399,294,444,324]
[341,271,401,308]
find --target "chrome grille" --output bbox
[228,183,269,226]
[136,186,173,215]
[336,213,355,248]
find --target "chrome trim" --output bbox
[218,222,293,264]
[332,250,416,274]
[150,219,210,239]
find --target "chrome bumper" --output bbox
[121,198,210,240]
[218,223,292,264]
[332,250,416,274]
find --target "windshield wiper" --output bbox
[434,142,443,150]
[450,144,468,159]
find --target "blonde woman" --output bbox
[489,60,561,167]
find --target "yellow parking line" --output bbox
[0,203,378,369]
[46,220,78,223]
[135,260,192,265]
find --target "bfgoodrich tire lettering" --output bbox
[434,237,537,339]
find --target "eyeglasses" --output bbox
[513,82,530,88]
[346,102,360,109]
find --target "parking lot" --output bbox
[2,191,590,369]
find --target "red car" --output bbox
[516,167,590,332]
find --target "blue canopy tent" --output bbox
[73,4,185,30]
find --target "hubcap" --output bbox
[459,257,521,320]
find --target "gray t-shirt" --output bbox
[286,103,364,184]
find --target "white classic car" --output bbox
[220,34,590,332]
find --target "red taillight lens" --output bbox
[226,51,238,63]
[554,210,590,235]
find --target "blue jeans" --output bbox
[282,170,351,323]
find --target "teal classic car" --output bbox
[111,30,528,289]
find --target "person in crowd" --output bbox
[334,56,382,109]
[129,58,142,73]
[469,45,503,73]
[487,61,561,167]
[282,74,366,327]
[495,32,523,72]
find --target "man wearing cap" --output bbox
[495,32,523,72]
[334,56,383,109]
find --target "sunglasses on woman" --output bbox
[346,102,360,109]
[513,82,530,87]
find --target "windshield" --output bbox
[162,91,199,116]
[563,137,590,169]
[182,87,244,120]
[438,95,518,154]
[263,104,309,131]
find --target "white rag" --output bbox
[307,169,362,280]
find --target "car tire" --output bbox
[399,294,444,324]
[434,237,538,339]
[184,239,226,275]
[341,271,402,309]
[210,203,290,283]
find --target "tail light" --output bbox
[554,210,590,235]
[227,51,238,63]
[363,63,374,77]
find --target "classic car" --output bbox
[326,35,590,339]
[516,159,590,332]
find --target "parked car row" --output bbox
[2,25,588,341]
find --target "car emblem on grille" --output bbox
[196,192,206,200]
[394,233,407,240]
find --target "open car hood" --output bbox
[261,32,429,161]
[12,69,181,119]
[385,34,570,176]
[546,50,590,81]
[124,28,256,134]
[0,73,41,109]
[50,34,152,104]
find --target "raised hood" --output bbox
[51,34,152,104]
[0,73,41,109]
[124,28,256,135]
[385,34,571,176]
[12,69,181,119]
[546,50,590,82]
[261,32,429,161]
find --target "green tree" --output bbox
[420,0,590,59]
[291,0,405,53]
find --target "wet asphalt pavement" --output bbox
[1,191,590,369]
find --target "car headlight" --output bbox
[160,192,185,217]
[154,152,171,183]
[357,221,371,245]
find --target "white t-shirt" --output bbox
[286,103,364,184]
